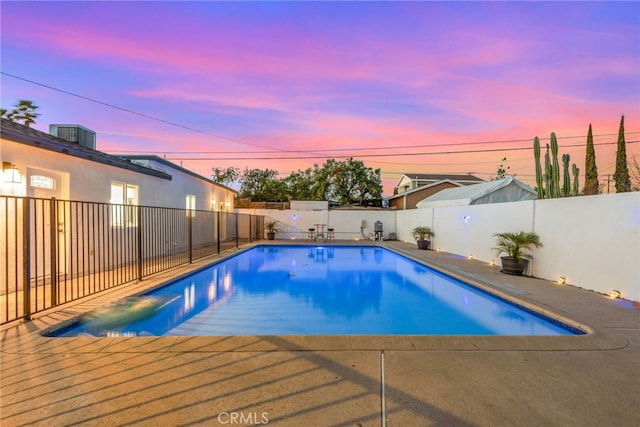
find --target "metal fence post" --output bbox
[216,211,221,254]
[235,213,239,248]
[49,197,58,306]
[137,205,143,280]
[188,210,193,263]
[22,197,31,320]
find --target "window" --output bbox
[30,175,56,189]
[111,182,138,226]
[186,195,196,217]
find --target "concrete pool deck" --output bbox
[1,241,639,426]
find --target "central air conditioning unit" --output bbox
[49,124,97,150]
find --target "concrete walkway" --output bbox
[1,241,639,426]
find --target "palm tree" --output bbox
[10,99,40,127]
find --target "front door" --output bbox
[27,168,67,280]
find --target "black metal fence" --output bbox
[0,196,264,325]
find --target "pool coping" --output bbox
[1,241,631,354]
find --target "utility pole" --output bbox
[607,174,611,194]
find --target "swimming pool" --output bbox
[52,245,580,337]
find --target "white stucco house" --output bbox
[0,119,236,211]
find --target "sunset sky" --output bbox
[1,1,638,195]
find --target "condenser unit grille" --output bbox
[49,124,96,149]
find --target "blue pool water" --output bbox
[53,246,579,337]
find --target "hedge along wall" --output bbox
[396,192,639,302]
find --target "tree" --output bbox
[8,99,40,127]
[239,168,285,201]
[211,166,240,186]
[582,124,599,195]
[629,155,640,192]
[283,167,317,200]
[613,115,631,193]
[236,158,383,205]
[325,158,382,205]
[492,157,510,180]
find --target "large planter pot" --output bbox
[267,232,276,240]
[500,256,529,276]
[416,240,431,250]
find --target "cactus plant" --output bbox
[533,137,544,198]
[562,153,571,197]
[572,164,580,196]
[550,133,560,198]
[544,144,552,198]
[534,134,581,199]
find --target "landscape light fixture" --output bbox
[557,276,566,285]
[609,290,621,299]
[3,162,22,184]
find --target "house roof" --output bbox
[400,173,484,182]
[1,119,171,180]
[119,155,238,194]
[2,120,238,194]
[388,179,463,200]
[416,177,537,207]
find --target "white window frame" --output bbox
[30,175,56,189]
[111,182,139,227]
[186,195,196,217]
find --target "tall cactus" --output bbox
[534,132,580,198]
[544,144,552,198]
[562,153,571,197]
[550,133,560,198]
[572,164,580,196]
[533,137,544,198]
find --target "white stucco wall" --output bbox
[395,194,639,302]
[397,201,536,263]
[533,192,639,302]
[238,208,396,241]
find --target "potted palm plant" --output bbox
[493,231,543,276]
[411,226,434,250]
[265,220,278,240]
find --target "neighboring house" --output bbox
[0,119,236,211]
[389,173,484,210]
[415,176,537,208]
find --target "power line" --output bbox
[1,71,284,152]
[4,71,638,159]
[164,140,639,161]
[110,131,639,155]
